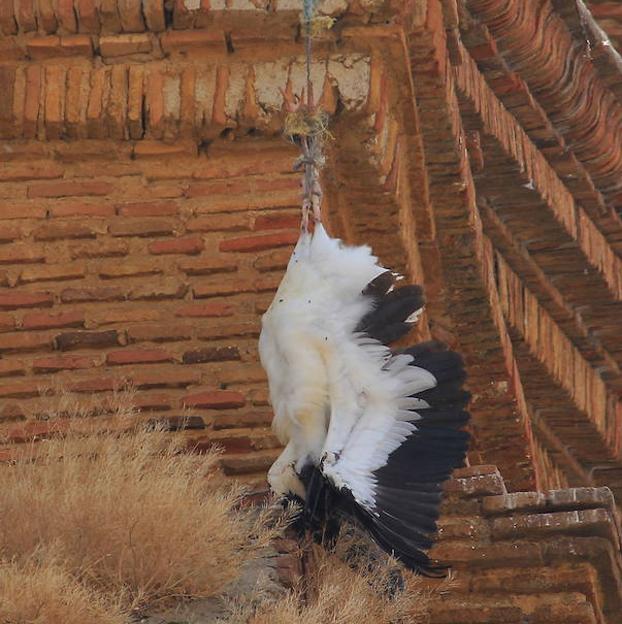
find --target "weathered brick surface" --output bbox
[0,139,299,474]
[426,470,622,624]
[1,4,622,621]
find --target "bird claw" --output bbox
[320,450,340,469]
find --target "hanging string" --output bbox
[304,0,316,109]
[284,0,333,231]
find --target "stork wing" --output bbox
[320,342,470,573]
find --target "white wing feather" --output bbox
[259,224,425,498]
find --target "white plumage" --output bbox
[259,222,470,575]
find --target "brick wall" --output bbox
[427,465,622,624]
[0,137,305,483]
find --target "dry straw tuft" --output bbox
[284,110,333,144]
[0,554,128,624]
[224,533,434,624]
[0,396,287,613]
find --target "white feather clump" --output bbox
[259,224,437,506]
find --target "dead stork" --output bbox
[259,138,470,578]
[258,3,470,576]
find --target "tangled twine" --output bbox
[302,15,336,38]
[284,109,334,145]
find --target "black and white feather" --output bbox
[259,224,470,575]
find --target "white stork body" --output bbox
[259,223,470,574]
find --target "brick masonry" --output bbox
[2,2,622,619]
[0,138,304,482]
[426,465,622,624]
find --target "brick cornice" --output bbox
[458,8,622,258]
[0,54,372,141]
[0,0,398,37]
[466,0,622,214]
[408,0,539,492]
[455,48,622,375]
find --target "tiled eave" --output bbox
[587,0,622,57]
[463,0,622,218]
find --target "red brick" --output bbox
[133,392,173,411]
[0,3,17,35]
[133,141,197,159]
[37,0,58,33]
[0,313,15,332]
[98,259,163,279]
[56,0,77,32]
[186,179,253,198]
[117,0,144,31]
[160,29,224,54]
[0,224,22,243]
[178,257,237,276]
[0,243,45,265]
[0,359,25,377]
[109,219,177,237]
[182,390,246,409]
[19,263,86,284]
[0,161,63,181]
[219,231,298,253]
[148,236,204,255]
[131,369,201,389]
[86,68,107,137]
[196,321,259,340]
[186,214,250,232]
[21,311,84,330]
[203,434,255,454]
[127,65,145,139]
[589,4,622,18]
[213,411,273,430]
[175,302,234,318]
[33,355,97,373]
[88,308,160,327]
[99,34,152,57]
[61,286,125,303]
[28,180,113,198]
[55,330,121,351]
[253,248,291,272]
[127,324,192,343]
[23,66,41,138]
[116,201,179,217]
[61,35,93,56]
[143,0,166,31]
[44,65,65,140]
[106,348,173,366]
[220,450,278,476]
[0,37,22,62]
[129,279,188,301]
[15,0,36,31]
[75,0,99,32]
[26,36,61,59]
[7,420,73,442]
[33,222,100,241]
[253,213,300,231]
[192,274,279,298]
[444,471,507,497]
[70,377,117,393]
[0,203,47,219]
[182,347,240,364]
[69,240,129,259]
[49,202,115,217]
[0,292,53,310]
[0,381,41,399]
[0,332,54,353]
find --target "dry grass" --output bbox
[225,537,433,624]
[0,396,286,613]
[0,554,128,624]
